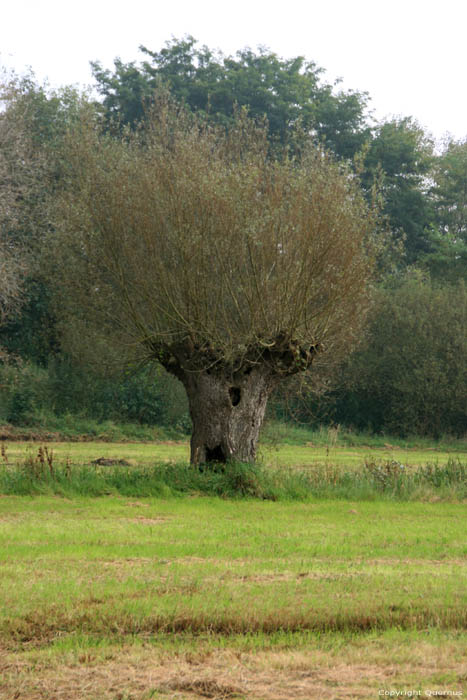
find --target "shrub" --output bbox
[330,276,467,437]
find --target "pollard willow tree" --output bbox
[54,97,378,464]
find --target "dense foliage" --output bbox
[329,277,467,437]
[91,36,371,158]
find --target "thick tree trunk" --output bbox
[180,367,277,464]
[158,335,319,466]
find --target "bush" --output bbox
[0,355,190,430]
[330,276,467,437]
[0,359,50,424]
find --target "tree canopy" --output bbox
[91,36,371,159]
[331,275,467,437]
[0,75,39,326]
[91,38,445,268]
[362,118,435,263]
[0,75,82,360]
[423,137,467,280]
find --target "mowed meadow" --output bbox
[0,437,466,699]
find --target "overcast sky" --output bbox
[1,0,466,142]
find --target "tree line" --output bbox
[0,38,466,442]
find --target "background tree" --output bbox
[0,72,41,327]
[423,137,467,280]
[0,75,85,362]
[91,36,371,159]
[362,118,435,264]
[52,96,377,463]
[0,243,24,327]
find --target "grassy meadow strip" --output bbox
[1,437,465,696]
[2,436,467,470]
[0,449,465,500]
[0,496,466,645]
[3,416,467,452]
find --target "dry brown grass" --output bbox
[4,602,466,648]
[1,641,466,699]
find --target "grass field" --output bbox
[0,438,466,698]
[2,438,466,469]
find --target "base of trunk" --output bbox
[181,367,276,464]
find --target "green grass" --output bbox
[1,495,466,640]
[0,443,465,501]
[0,495,466,698]
[262,443,466,468]
[3,435,466,470]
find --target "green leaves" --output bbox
[361,118,435,263]
[424,138,467,280]
[333,276,467,437]
[92,36,370,159]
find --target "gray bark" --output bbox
[180,366,277,464]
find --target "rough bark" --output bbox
[156,336,319,465]
[180,366,277,464]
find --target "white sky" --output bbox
[1,0,466,142]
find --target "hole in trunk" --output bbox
[205,444,226,463]
[229,386,241,406]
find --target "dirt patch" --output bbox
[164,678,243,698]
[91,458,132,466]
[232,570,361,583]
[357,557,467,567]
[100,557,154,567]
[126,516,170,524]
[175,557,250,566]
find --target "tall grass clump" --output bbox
[0,451,280,499]
[302,457,467,501]
[0,447,465,501]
